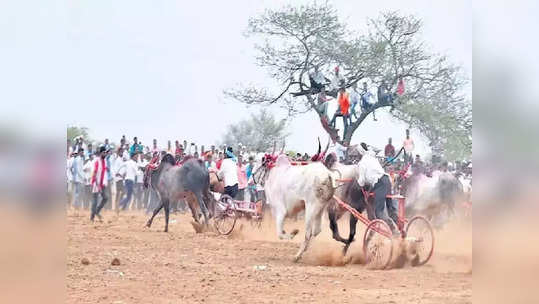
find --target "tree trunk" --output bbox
[306,94,392,146]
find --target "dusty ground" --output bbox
[67,210,471,304]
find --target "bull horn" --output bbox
[271,141,276,155]
[322,136,331,155]
[316,137,321,155]
[280,140,286,154]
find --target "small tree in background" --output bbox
[67,125,90,142]
[221,109,288,153]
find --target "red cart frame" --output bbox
[213,194,264,235]
[333,180,434,269]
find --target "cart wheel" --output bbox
[214,195,237,235]
[405,216,434,266]
[363,219,393,270]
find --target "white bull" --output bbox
[256,154,336,262]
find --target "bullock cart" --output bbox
[213,195,264,235]
[333,182,434,269]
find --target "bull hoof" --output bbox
[145,221,151,228]
[164,228,168,233]
[191,221,203,233]
[292,255,301,263]
[290,229,299,237]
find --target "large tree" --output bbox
[225,3,471,159]
[221,109,288,152]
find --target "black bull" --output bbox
[327,180,374,253]
[145,154,216,232]
[324,153,374,254]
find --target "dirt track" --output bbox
[67,210,471,303]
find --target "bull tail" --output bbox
[316,173,336,202]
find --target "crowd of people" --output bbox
[310,65,404,137]
[66,128,470,223]
[66,136,274,220]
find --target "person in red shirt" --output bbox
[384,137,396,161]
[90,146,108,222]
[330,87,350,134]
[216,151,224,170]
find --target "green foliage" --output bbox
[225,3,471,159]
[67,126,90,142]
[221,109,288,153]
[395,99,471,161]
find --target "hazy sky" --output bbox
[1,0,471,154]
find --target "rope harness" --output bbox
[143,154,161,189]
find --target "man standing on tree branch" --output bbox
[309,65,328,94]
[330,87,350,137]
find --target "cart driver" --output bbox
[356,143,399,235]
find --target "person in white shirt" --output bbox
[116,152,139,211]
[218,147,239,198]
[328,136,348,162]
[113,148,126,208]
[70,148,85,209]
[134,154,147,210]
[356,143,398,234]
[83,154,95,209]
[335,141,348,162]
[330,66,346,94]
[309,65,328,93]
[66,153,74,205]
[122,145,130,161]
[349,82,361,123]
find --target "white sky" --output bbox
[0,0,471,155]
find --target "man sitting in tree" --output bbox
[309,65,329,94]
[361,82,377,121]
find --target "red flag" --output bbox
[397,78,405,96]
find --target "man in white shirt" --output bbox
[349,82,361,123]
[330,66,346,94]
[309,65,328,93]
[329,136,348,162]
[356,144,398,234]
[66,153,74,206]
[335,141,348,162]
[70,148,85,209]
[83,154,95,209]
[117,152,139,211]
[113,148,126,209]
[218,147,239,198]
[135,154,147,210]
[360,81,377,121]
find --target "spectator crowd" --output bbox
[67,129,470,220]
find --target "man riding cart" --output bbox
[356,143,399,236]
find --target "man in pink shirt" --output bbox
[236,154,248,200]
